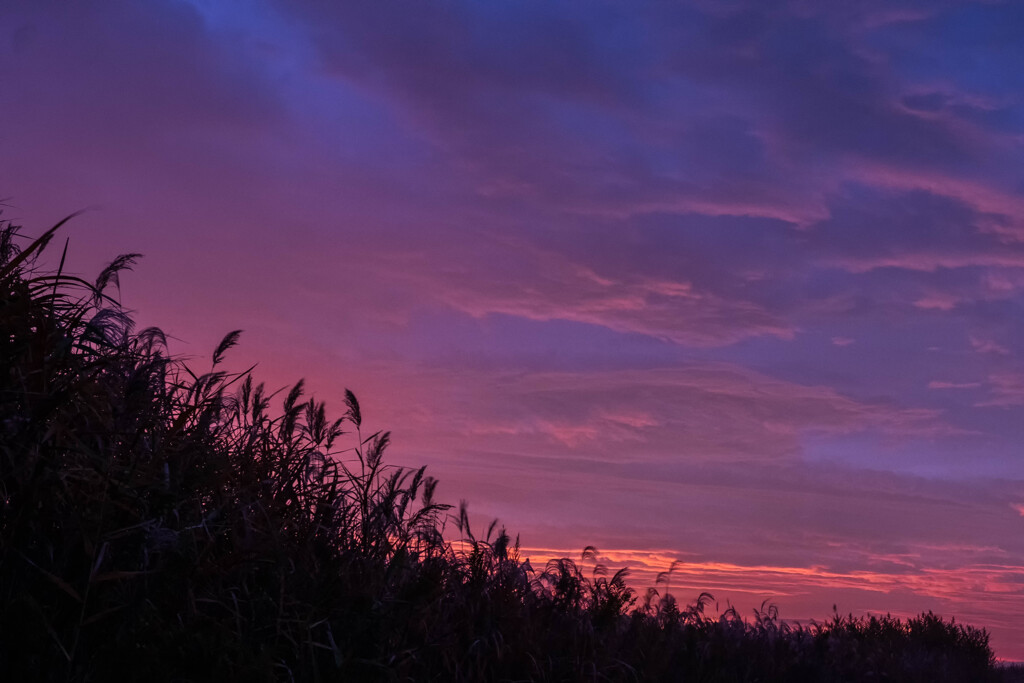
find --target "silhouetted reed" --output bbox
[0,216,999,681]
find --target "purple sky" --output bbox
[4,0,1024,660]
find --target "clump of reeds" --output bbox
[0,215,998,682]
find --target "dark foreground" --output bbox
[0,217,998,681]
[1000,664,1024,682]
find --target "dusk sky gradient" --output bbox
[4,0,1024,660]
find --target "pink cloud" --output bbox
[982,270,1024,294]
[976,373,1024,408]
[371,239,795,347]
[970,335,1010,355]
[928,381,981,390]
[849,163,1024,242]
[338,362,966,470]
[827,250,1024,274]
[913,294,960,311]
[857,9,935,30]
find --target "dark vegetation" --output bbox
[0,216,1000,681]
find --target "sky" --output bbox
[3,0,1024,660]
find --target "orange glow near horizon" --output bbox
[518,546,1024,660]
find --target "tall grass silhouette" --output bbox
[0,215,1000,682]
